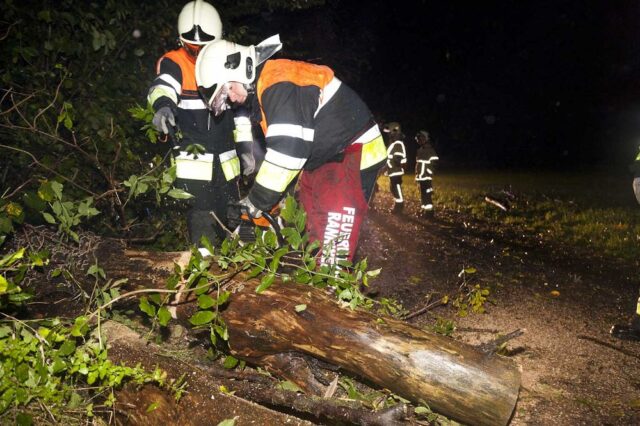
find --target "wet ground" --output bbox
[18,173,640,425]
[362,187,640,425]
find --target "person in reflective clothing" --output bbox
[414,130,439,217]
[382,122,407,214]
[194,36,388,267]
[147,1,252,252]
[610,144,640,340]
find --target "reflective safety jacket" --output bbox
[249,59,387,210]
[147,47,240,181]
[386,140,406,177]
[415,142,439,181]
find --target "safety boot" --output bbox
[420,205,434,218]
[611,315,640,341]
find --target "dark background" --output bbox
[237,0,640,169]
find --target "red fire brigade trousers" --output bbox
[298,145,372,267]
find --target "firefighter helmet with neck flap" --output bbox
[178,0,222,46]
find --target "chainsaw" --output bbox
[227,202,284,245]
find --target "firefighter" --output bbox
[610,145,640,340]
[194,36,387,267]
[383,122,407,214]
[415,130,439,216]
[147,1,253,253]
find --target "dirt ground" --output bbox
[24,174,640,425]
[360,186,640,425]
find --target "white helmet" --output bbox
[178,0,222,45]
[196,35,282,115]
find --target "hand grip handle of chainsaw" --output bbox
[166,125,179,149]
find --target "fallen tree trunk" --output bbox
[112,248,521,426]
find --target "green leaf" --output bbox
[256,273,275,293]
[189,310,214,326]
[277,380,302,392]
[167,188,194,199]
[0,325,11,338]
[414,406,431,415]
[216,291,230,306]
[9,292,32,303]
[295,304,307,312]
[50,181,63,200]
[0,247,25,267]
[58,340,76,356]
[0,276,7,294]
[146,402,159,413]
[87,264,106,279]
[70,316,89,337]
[217,419,237,426]
[197,294,215,309]
[223,355,239,369]
[157,307,172,327]
[139,296,156,317]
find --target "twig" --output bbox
[577,335,640,360]
[0,143,97,196]
[209,210,234,237]
[403,295,445,320]
[479,329,525,354]
[484,195,509,211]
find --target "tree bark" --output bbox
[116,248,521,426]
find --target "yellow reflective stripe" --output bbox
[221,156,240,180]
[219,149,240,180]
[234,116,253,143]
[234,125,253,143]
[148,85,178,106]
[360,135,386,170]
[175,152,214,181]
[636,150,640,161]
[255,161,299,193]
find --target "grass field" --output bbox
[377,169,640,261]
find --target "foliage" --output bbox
[138,195,382,347]
[0,314,171,424]
[0,245,47,311]
[0,246,176,424]
[338,376,408,411]
[431,317,456,337]
[453,267,490,317]
[39,181,100,242]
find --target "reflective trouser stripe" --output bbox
[220,149,240,181]
[255,161,299,194]
[636,296,640,315]
[175,152,214,181]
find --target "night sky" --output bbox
[249,1,640,169]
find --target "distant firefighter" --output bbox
[414,130,439,216]
[383,122,407,214]
[610,144,640,340]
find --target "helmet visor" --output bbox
[180,25,216,44]
[198,83,230,116]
